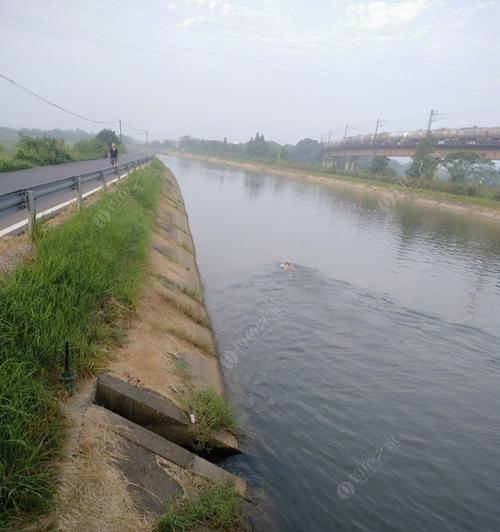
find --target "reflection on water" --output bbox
[161,156,500,532]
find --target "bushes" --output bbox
[0,129,123,172]
[0,160,164,527]
[0,154,32,172]
[72,137,109,161]
[411,178,482,197]
[15,135,73,166]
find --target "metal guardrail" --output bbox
[0,156,153,235]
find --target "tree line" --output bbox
[0,129,122,172]
[153,132,500,200]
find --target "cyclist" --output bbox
[109,142,119,168]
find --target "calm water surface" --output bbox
[161,155,500,532]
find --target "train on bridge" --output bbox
[336,126,500,148]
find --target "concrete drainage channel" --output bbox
[85,373,246,516]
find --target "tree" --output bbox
[246,132,269,158]
[406,134,438,181]
[370,155,390,174]
[292,138,322,163]
[95,128,120,147]
[441,151,496,183]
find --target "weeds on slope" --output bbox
[0,159,165,528]
[157,483,244,532]
[181,388,237,452]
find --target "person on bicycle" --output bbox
[109,143,118,167]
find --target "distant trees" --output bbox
[370,155,390,174]
[72,137,109,160]
[406,134,438,181]
[440,152,496,183]
[96,128,120,147]
[290,138,322,163]
[246,132,269,158]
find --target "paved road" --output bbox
[0,149,149,235]
[0,149,146,195]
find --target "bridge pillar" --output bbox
[344,158,355,172]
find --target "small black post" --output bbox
[60,341,76,392]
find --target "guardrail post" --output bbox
[100,171,107,191]
[76,177,83,210]
[26,190,36,236]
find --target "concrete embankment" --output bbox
[169,152,500,224]
[56,168,245,531]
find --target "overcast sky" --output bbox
[0,0,499,144]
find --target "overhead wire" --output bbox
[41,0,494,78]
[0,73,149,134]
[0,72,117,124]
[1,19,497,99]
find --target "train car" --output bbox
[488,127,500,138]
[376,132,391,142]
[406,129,427,141]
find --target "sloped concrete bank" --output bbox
[56,168,246,531]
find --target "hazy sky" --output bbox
[0,0,499,144]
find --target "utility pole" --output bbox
[145,130,149,145]
[373,118,381,143]
[119,118,122,143]
[426,109,439,133]
[344,124,350,138]
[328,129,333,145]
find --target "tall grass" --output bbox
[181,389,237,452]
[0,159,165,528]
[157,483,244,532]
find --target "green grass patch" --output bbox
[157,483,244,532]
[181,389,236,452]
[160,290,209,327]
[0,159,165,528]
[177,283,201,302]
[165,323,215,356]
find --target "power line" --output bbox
[122,121,146,133]
[1,20,497,99]
[7,14,493,94]
[94,0,490,71]
[41,0,495,78]
[0,73,117,125]
[0,73,149,137]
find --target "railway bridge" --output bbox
[322,127,500,171]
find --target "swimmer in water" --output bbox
[280,260,294,272]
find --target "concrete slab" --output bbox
[104,408,247,497]
[96,373,240,455]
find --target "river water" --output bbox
[161,155,500,532]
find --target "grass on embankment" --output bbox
[0,159,165,528]
[181,389,237,452]
[157,483,244,532]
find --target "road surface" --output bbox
[0,149,148,235]
[0,149,145,195]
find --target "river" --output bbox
[161,155,500,532]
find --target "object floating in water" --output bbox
[280,260,294,271]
